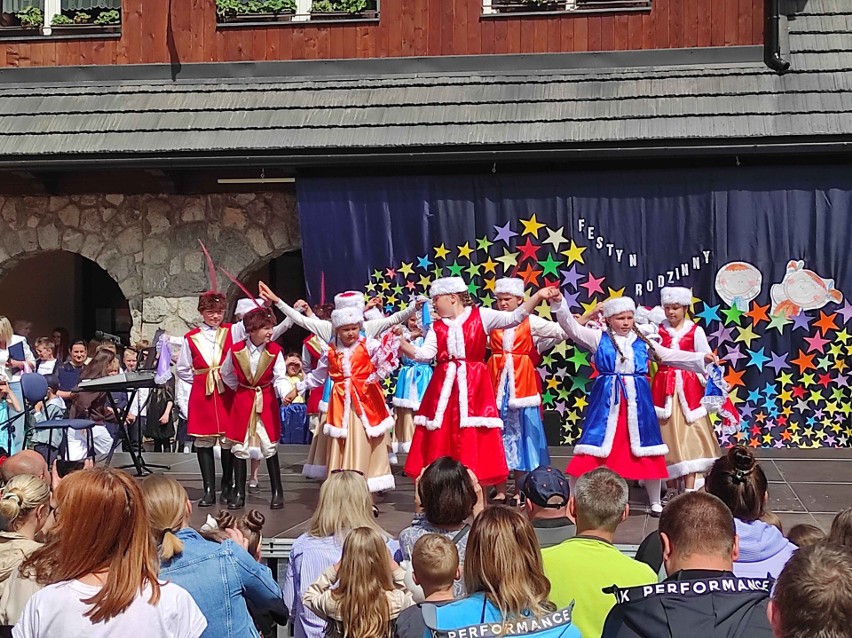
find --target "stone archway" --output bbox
[0,190,301,341]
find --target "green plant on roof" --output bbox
[94,9,121,25]
[73,11,92,23]
[51,13,74,25]
[16,6,43,28]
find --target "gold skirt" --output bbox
[327,412,395,493]
[392,408,416,453]
[303,411,329,480]
[659,401,720,479]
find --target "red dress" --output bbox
[224,340,282,444]
[302,335,326,415]
[404,307,508,486]
[651,323,707,422]
[184,324,233,437]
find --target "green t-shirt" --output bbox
[542,536,657,638]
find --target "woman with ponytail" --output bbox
[0,475,50,625]
[706,446,795,578]
[140,475,286,638]
[14,467,206,637]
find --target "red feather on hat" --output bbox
[198,240,219,293]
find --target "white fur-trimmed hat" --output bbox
[648,305,667,325]
[234,298,263,318]
[495,277,525,298]
[334,291,365,311]
[331,307,364,330]
[364,307,384,321]
[661,286,693,307]
[602,297,637,318]
[430,277,467,298]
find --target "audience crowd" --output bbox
[0,434,846,638]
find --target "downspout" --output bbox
[765,0,791,74]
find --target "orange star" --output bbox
[746,302,770,326]
[724,367,746,388]
[790,350,816,373]
[813,311,839,334]
[749,438,760,448]
[515,263,543,287]
[755,411,766,423]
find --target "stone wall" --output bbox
[0,191,300,339]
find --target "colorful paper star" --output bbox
[791,350,817,373]
[516,263,543,286]
[457,242,474,260]
[398,262,414,277]
[723,344,747,366]
[495,248,519,272]
[566,348,590,372]
[560,266,583,290]
[721,304,745,326]
[767,351,790,373]
[447,261,464,276]
[520,214,546,237]
[493,221,518,245]
[710,324,735,345]
[543,227,569,251]
[695,303,721,325]
[767,312,792,333]
[538,254,562,277]
[790,311,812,331]
[734,324,759,348]
[746,302,770,326]
[814,311,839,334]
[516,238,541,263]
[417,255,433,269]
[476,235,493,252]
[561,240,587,266]
[482,257,498,274]
[836,301,852,324]
[747,347,770,371]
[580,272,606,297]
[804,330,831,354]
[434,244,450,260]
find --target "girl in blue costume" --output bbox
[391,308,434,454]
[550,293,716,516]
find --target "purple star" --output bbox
[555,402,567,416]
[773,439,785,449]
[724,344,747,366]
[560,265,583,290]
[790,311,812,332]
[767,351,790,374]
[719,433,731,446]
[493,221,518,246]
[835,413,845,423]
[814,409,824,419]
[835,374,849,387]
[825,435,837,446]
[739,404,755,419]
[536,366,548,379]
[838,301,852,324]
[710,324,734,345]
[563,290,581,310]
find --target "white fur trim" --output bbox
[655,397,673,420]
[364,414,395,439]
[633,306,652,325]
[392,396,422,410]
[324,423,349,439]
[334,291,365,310]
[661,287,693,307]
[364,308,384,321]
[461,416,503,428]
[397,440,411,453]
[430,277,467,298]
[495,278,525,297]
[318,400,328,413]
[302,463,327,479]
[666,457,716,479]
[248,446,263,460]
[602,297,636,318]
[508,395,541,408]
[235,298,263,318]
[331,307,364,329]
[367,473,396,493]
[648,306,666,326]
[495,324,542,410]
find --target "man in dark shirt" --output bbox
[602,491,774,638]
[521,465,576,548]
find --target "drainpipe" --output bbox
[765,0,791,74]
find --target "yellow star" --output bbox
[841,403,852,416]
[565,410,580,425]
[546,377,559,390]
[386,295,398,306]
[380,280,391,291]
[734,324,759,348]
[835,328,851,344]
[779,389,793,404]
[825,401,839,416]
[728,388,744,405]
[788,421,800,432]
[457,242,474,260]
[808,389,824,404]
[607,287,625,299]
[434,244,450,260]
[800,373,815,388]
[484,277,496,292]
[536,302,553,320]
[495,248,519,272]
[790,432,801,445]
[777,371,793,387]
[482,257,498,274]
[829,342,844,358]
[581,299,599,315]
[561,240,586,265]
[520,214,546,237]
[398,262,414,277]
[762,433,773,445]
[418,275,431,290]
[365,281,377,293]
[782,405,793,417]
[574,395,589,410]
[551,341,569,357]
[835,358,849,373]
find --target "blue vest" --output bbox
[575,333,667,458]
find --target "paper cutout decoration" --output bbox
[715,262,763,311]
[770,260,844,317]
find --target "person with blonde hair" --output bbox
[13,467,206,637]
[0,316,35,455]
[284,470,396,638]
[303,527,413,638]
[0,475,51,625]
[425,506,580,638]
[140,474,286,638]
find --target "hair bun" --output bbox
[244,509,265,533]
[729,446,756,472]
[214,510,236,530]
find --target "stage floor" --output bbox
[110,447,852,546]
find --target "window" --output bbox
[483,0,650,16]
[0,0,121,37]
[215,0,379,27]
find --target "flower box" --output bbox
[309,8,378,20]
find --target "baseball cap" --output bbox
[521,466,570,508]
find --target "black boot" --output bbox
[228,458,247,510]
[196,447,216,507]
[266,454,285,510]
[219,447,235,504]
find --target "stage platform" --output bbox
[110,446,851,545]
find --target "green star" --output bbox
[538,253,562,277]
[767,312,792,333]
[467,281,479,295]
[721,304,745,326]
[480,294,495,308]
[365,281,377,293]
[541,390,556,406]
[829,342,845,358]
[831,387,846,402]
[372,270,382,281]
[447,261,464,276]
[541,354,555,367]
[777,371,793,387]
[392,284,403,296]
[566,348,590,372]
[817,355,832,371]
[476,235,493,252]
[465,262,481,278]
[557,387,571,402]
[432,266,443,279]
[570,375,593,393]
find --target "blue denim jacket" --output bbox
[159,527,288,638]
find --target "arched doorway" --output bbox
[0,251,130,349]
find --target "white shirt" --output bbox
[13,580,207,638]
[220,340,290,400]
[274,299,417,343]
[36,359,58,376]
[0,335,36,382]
[128,387,150,418]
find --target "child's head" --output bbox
[243,308,275,345]
[430,278,472,317]
[660,287,692,326]
[411,533,459,595]
[406,314,420,332]
[45,374,60,397]
[285,353,302,377]
[495,278,525,311]
[602,297,637,336]
[123,347,138,371]
[35,337,55,361]
[786,523,825,548]
[198,292,227,328]
[206,509,266,560]
[331,306,364,347]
